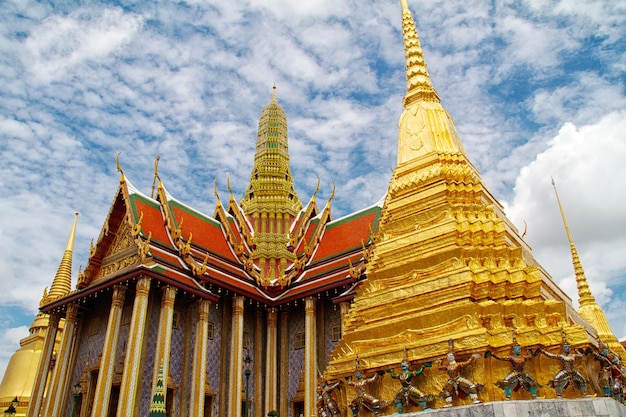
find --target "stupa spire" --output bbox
[552,179,625,358]
[240,86,302,287]
[400,0,440,106]
[395,0,465,164]
[43,212,79,304]
[551,179,595,305]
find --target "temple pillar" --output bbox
[339,301,350,336]
[179,304,194,417]
[46,303,80,417]
[304,297,317,417]
[150,286,177,404]
[265,308,278,414]
[228,296,244,417]
[189,299,211,417]
[90,284,127,417]
[255,309,264,417]
[117,276,151,417]
[279,310,289,417]
[26,312,61,417]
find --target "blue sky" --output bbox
[0,0,625,378]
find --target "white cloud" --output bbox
[25,8,143,83]
[506,110,626,313]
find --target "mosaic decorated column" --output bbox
[117,276,151,417]
[90,284,127,417]
[46,303,80,417]
[265,307,278,414]
[189,299,211,417]
[255,309,264,417]
[339,301,350,336]
[228,296,244,417]
[279,310,289,416]
[26,312,61,417]
[304,297,317,417]
[150,286,177,405]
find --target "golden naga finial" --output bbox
[192,253,209,276]
[521,220,528,239]
[227,174,233,194]
[89,239,96,257]
[326,181,336,207]
[173,217,183,241]
[151,153,161,198]
[116,152,125,183]
[361,239,371,263]
[213,178,221,200]
[348,258,360,280]
[314,176,321,197]
[132,212,144,238]
[181,232,193,256]
[138,232,152,262]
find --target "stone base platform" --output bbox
[397,397,626,417]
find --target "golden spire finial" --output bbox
[227,174,233,194]
[271,84,277,103]
[151,153,161,199]
[551,178,595,306]
[400,0,440,107]
[329,181,336,202]
[313,176,321,198]
[213,178,219,198]
[43,212,79,304]
[116,152,125,184]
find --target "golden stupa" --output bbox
[325,0,625,411]
[1,2,624,417]
[0,214,77,416]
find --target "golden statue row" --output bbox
[317,335,626,416]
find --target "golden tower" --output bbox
[0,213,77,416]
[240,86,303,287]
[326,0,604,406]
[552,179,626,360]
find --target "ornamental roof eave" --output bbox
[40,263,220,314]
[68,167,382,310]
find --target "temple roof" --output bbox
[41,170,382,312]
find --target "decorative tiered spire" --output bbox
[240,86,302,286]
[148,361,166,417]
[240,85,300,214]
[43,212,78,304]
[396,0,465,164]
[400,0,440,106]
[552,179,625,357]
[551,179,595,305]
